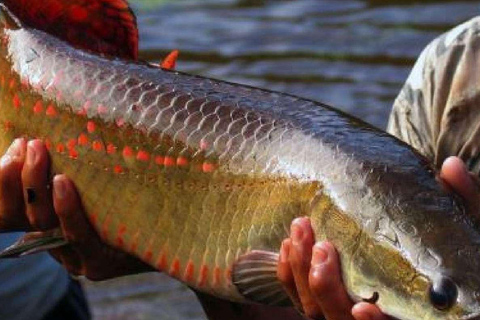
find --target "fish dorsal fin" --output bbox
[2,0,138,60]
[232,250,293,307]
[161,50,180,70]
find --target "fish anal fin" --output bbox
[0,228,68,258]
[232,250,292,307]
[2,0,138,59]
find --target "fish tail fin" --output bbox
[0,228,67,258]
[1,0,138,59]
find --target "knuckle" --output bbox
[309,268,330,295]
[277,264,291,284]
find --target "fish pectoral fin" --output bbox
[232,250,292,307]
[0,227,68,258]
[161,50,180,70]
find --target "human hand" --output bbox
[0,138,154,280]
[0,138,30,231]
[440,156,480,214]
[277,217,389,320]
[275,156,480,320]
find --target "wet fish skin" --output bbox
[1,6,480,320]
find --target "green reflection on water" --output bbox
[130,0,175,9]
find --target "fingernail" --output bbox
[7,138,23,158]
[311,242,328,265]
[0,154,12,168]
[26,141,37,166]
[291,224,304,244]
[53,177,66,200]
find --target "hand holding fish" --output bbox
[0,138,154,280]
[277,218,390,320]
[274,156,480,320]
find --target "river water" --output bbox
[82,0,480,319]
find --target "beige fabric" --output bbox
[387,17,480,175]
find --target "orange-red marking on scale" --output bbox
[45,139,52,150]
[123,146,134,158]
[67,138,77,150]
[33,100,43,114]
[155,156,164,166]
[184,260,195,282]
[106,143,117,154]
[92,140,104,152]
[69,148,79,159]
[56,143,65,153]
[87,121,96,133]
[169,257,181,277]
[78,133,89,146]
[202,162,216,173]
[213,266,221,286]
[177,157,188,167]
[144,249,153,263]
[46,105,58,117]
[198,264,209,287]
[164,156,175,167]
[136,150,150,162]
[12,94,20,109]
[116,223,127,247]
[113,165,124,174]
[156,249,168,271]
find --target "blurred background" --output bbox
[82,0,480,319]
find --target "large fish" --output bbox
[0,1,479,319]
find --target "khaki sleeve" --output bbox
[387,17,480,175]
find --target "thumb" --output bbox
[440,157,479,213]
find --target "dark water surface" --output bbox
[83,1,480,319]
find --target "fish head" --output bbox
[403,202,480,320]
[318,152,480,320]
[347,172,480,320]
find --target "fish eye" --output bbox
[429,277,458,311]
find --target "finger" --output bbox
[52,175,154,280]
[21,139,57,230]
[352,302,389,320]
[50,244,83,276]
[52,174,101,275]
[0,138,28,230]
[289,217,323,319]
[309,242,355,320]
[52,174,97,246]
[440,156,479,211]
[278,238,301,309]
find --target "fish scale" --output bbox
[4,3,480,319]
[1,27,314,298]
